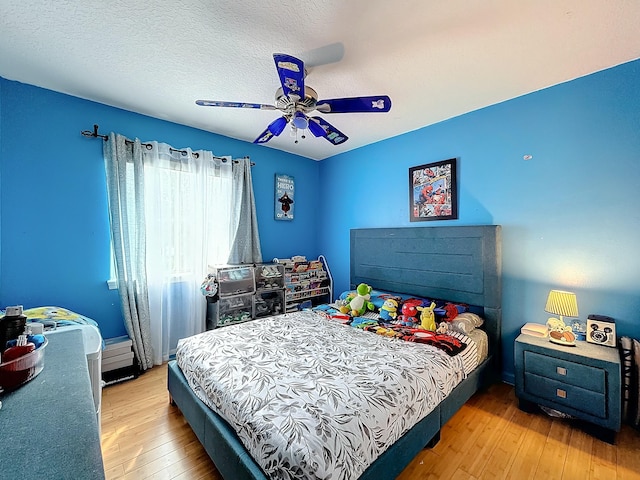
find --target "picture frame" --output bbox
[275,173,295,221]
[586,314,616,347]
[409,158,458,222]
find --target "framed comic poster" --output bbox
[275,173,295,220]
[409,158,458,222]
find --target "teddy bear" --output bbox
[339,283,375,317]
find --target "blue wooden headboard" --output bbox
[350,225,502,369]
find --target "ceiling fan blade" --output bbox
[307,118,327,138]
[196,100,276,110]
[273,53,305,101]
[296,42,345,68]
[316,95,391,114]
[253,116,288,144]
[310,117,348,145]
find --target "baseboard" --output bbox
[502,371,515,386]
[102,365,139,386]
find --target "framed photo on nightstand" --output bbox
[586,314,616,347]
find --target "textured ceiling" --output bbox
[1,1,639,160]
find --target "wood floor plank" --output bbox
[533,420,571,480]
[100,364,640,480]
[456,384,514,477]
[503,413,551,479]
[563,427,594,479]
[480,405,533,479]
[590,439,617,480]
[616,425,640,480]
[171,458,222,480]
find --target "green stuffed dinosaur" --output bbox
[340,283,375,317]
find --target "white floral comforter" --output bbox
[176,310,468,480]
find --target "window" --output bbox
[107,152,233,288]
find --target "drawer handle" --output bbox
[556,389,567,399]
[556,366,567,376]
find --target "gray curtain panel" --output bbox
[228,158,263,264]
[104,133,154,371]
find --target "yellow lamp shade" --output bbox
[545,290,579,318]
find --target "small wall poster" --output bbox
[275,174,295,220]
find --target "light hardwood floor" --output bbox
[101,365,640,480]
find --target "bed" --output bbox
[167,225,502,479]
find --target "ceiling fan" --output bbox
[196,53,392,145]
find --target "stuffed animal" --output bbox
[396,298,422,326]
[443,303,460,321]
[339,283,375,317]
[417,302,437,331]
[350,317,378,329]
[379,298,399,322]
[436,321,449,334]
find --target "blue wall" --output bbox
[0,79,320,339]
[319,59,640,382]
[2,60,640,381]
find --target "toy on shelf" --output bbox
[277,255,332,311]
[205,263,285,329]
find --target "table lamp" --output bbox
[545,290,579,346]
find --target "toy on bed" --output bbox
[417,302,437,331]
[351,317,380,329]
[436,321,449,334]
[378,298,399,322]
[395,298,423,326]
[312,303,351,323]
[339,283,375,317]
[443,303,460,321]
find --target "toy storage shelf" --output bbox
[206,263,285,329]
[277,255,333,312]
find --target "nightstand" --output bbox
[514,333,621,444]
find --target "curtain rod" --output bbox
[81,124,253,164]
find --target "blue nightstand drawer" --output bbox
[515,334,621,440]
[524,350,605,393]
[524,372,606,418]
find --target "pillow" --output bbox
[456,312,484,328]
[448,312,485,334]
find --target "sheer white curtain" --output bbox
[105,136,235,368]
[143,143,232,365]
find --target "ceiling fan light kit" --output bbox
[196,53,392,146]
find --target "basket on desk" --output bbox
[0,338,47,393]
